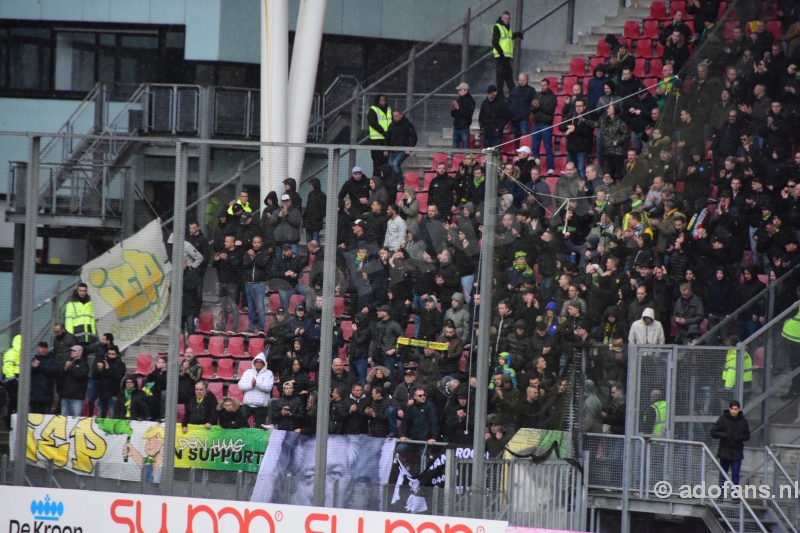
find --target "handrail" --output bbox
[694,263,800,346]
[585,432,646,494]
[308,0,506,130]
[649,438,768,533]
[0,279,80,337]
[39,83,102,161]
[763,446,799,533]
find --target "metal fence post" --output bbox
[566,0,576,44]
[736,343,745,406]
[140,460,147,494]
[461,8,471,83]
[235,470,243,500]
[332,479,340,508]
[349,88,359,171]
[431,486,440,515]
[513,0,524,77]
[160,141,188,496]
[188,468,195,497]
[443,448,456,516]
[47,459,54,488]
[471,149,499,518]
[405,46,416,121]
[313,148,340,507]
[13,135,40,487]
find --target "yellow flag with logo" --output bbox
[82,219,172,350]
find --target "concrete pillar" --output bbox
[260,0,289,201]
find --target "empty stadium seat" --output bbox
[207,381,223,398]
[188,335,205,355]
[633,58,647,78]
[724,20,739,40]
[451,153,465,171]
[288,294,304,314]
[766,21,781,41]
[422,170,437,190]
[340,320,353,341]
[636,39,654,58]
[197,357,214,379]
[670,2,686,16]
[215,359,235,381]
[569,57,586,76]
[416,192,429,213]
[135,354,153,376]
[196,312,214,334]
[248,337,266,357]
[236,315,249,334]
[227,384,244,403]
[643,20,660,39]
[431,152,447,169]
[207,336,225,357]
[649,2,668,20]
[596,39,611,58]
[269,293,281,313]
[404,171,421,191]
[561,76,579,94]
[623,21,640,38]
[228,336,245,357]
[589,57,605,71]
[236,360,252,379]
[543,76,559,92]
[648,58,664,77]
[334,297,346,317]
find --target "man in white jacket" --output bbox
[384,203,407,252]
[237,352,274,428]
[628,308,665,345]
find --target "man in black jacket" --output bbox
[182,381,218,431]
[30,341,57,415]
[427,163,457,215]
[398,387,439,473]
[242,235,270,334]
[711,400,750,487]
[338,167,371,219]
[508,73,536,148]
[270,381,305,431]
[213,235,241,333]
[451,83,475,149]
[269,244,305,313]
[385,110,418,191]
[343,383,369,434]
[92,344,126,418]
[531,78,558,175]
[58,345,90,417]
[558,99,595,178]
[479,85,510,148]
[363,385,391,437]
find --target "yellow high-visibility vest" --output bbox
[493,23,514,59]
[722,349,752,390]
[65,300,97,342]
[369,106,392,140]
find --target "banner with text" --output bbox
[0,485,507,533]
[10,415,270,482]
[81,218,171,351]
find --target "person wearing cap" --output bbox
[485,413,513,458]
[407,295,443,343]
[227,189,253,217]
[451,83,475,149]
[507,73,536,148]
[269,243,306,312]
[373,305,405,383]
[478,84,510,148]
[513,145,535,184]
[58,344,90,417]
[531,78,558,175]
[338,166,371,218]
[367,94,392,175]
[266,192,302,258]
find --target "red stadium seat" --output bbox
[269,293,281,313]
[633,58,647,78]
[236,360,252,379]
[596,39,611,58]
[589,57,605,71]
[207,382,223,398]
[135,354,153,376]
[248,337,266,357]
[405,323,416,339]
[670,2,686,17]
[288,294,304,314]
[177,404,185,420]
[451,153,465,172]
[623,21,640,39]
[228,336,245,358]
[618,38,632,50]
[758,2,774,20]
[236,315,249,334]
[422,170,438,190]
[582,76,590,94]
[207,336,225,357]
[742,251,753,266]
[649,1,668,20]
[569,57,586,76]
[553,156,567,175]
[766,21,782,41]
[180,334,184,354]
[545,177,558,194]
[717,2,728,19]
[404,171,421,191]
[431,152,448,169]
[644,78,658,95]
[544,76,559,92]
[416,192,429,213]
[197,358,214,379]
[724,20,739,40]
[188,335,205,355]
[334,297,346,318]
[636,39,654,58]
[648,58,664,77]
[340,320,353,341]
[561,76,579,94]
[643,20,660,40]
[655,42,664,58]
[197,312,214,334]
[215,359,235,381]
[227,384,244,403]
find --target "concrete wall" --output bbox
[572,0,620,38]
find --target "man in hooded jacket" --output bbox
[238,353,274,428]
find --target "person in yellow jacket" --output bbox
[722,335,752,400]
[227,189,253,217]
[491,11,520,96]
[65,283,97,345]
[366,94,391,176]
[781,303,800,399]
[641,389,667,435]
[2,334,21,425]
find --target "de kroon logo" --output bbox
[9,495,83,533]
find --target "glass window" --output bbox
[55,32,95,91]
[98,33,116,84]
[9,28,52,90]
[0,29,7,87]
[117,35,158,85]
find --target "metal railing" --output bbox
[585,433,645,495]
[144,84,200,135]
[695,264,800,346]
[763,446,799,533]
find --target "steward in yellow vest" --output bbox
[65,283,97,344]
[491,11,519,95]
[366,94,391,175]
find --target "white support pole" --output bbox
[287,0,328,183]
[261,0,289,201]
